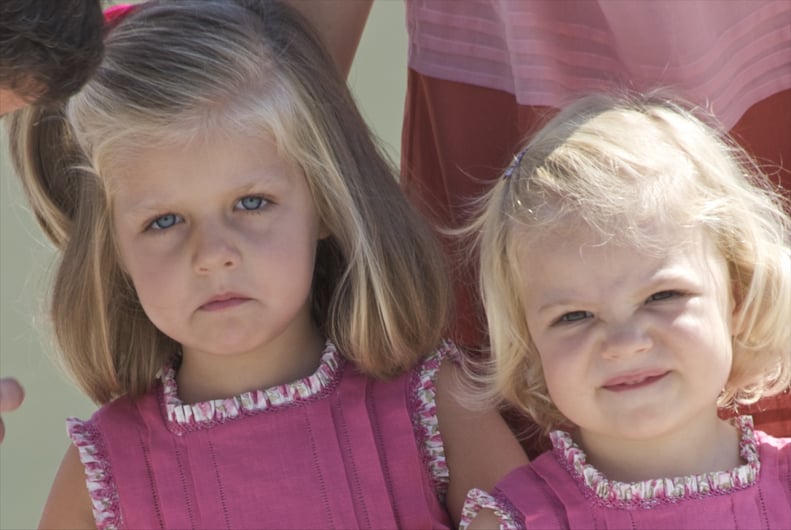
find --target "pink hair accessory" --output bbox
[104,3,138,26]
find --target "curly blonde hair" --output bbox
[470,93,791,434]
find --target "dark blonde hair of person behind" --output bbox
[8,0,449,405]
[0,0,104,106]
[468,93,791,435]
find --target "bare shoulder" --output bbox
[282,0,373,77]
[38,444,96,530]
[435,358,528,525]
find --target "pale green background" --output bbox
[0,1,407,527]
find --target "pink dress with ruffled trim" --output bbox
[67,341,457,529]
[460,417,791,529]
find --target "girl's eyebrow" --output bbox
[115,201,172,226]
[534,264,700,314]
[645,266,701,286]
[535,293,588,316]
[115,170,291,219]
[113,194,166,217]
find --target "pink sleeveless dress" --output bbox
[460,417,791,529]
[67,341,456,529]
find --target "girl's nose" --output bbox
[601,320,652,360]
[192,222,240,274]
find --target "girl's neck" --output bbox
[175,326,325,404]
[574,413,743,482]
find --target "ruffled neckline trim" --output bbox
[160,340,342,430]
[551,415,760,508]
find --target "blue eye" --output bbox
[236,196,268,211]
[647,290,679,302]
[149,213,182,230]
[558,310,593,323]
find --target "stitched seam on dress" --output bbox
[138,432,165,529]
[208,440,232,529]
[367,375,402,528]
[173,443,196,526]
[729,494,738,526]
[590,493,599,530]
[492,489,526,529]
[305,412,335,527]
[336,386,371,527]
[757,471,770,529]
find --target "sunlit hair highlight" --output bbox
[9,0,449,404]
[469,93,791,434]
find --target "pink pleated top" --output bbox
[461,417,791,529]
[406,0,791,128]
[67,341,456,529]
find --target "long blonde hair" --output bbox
[471,93,791,434]
[9,0,449,404]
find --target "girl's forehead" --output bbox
[511,217,718,264]
[104,125,291,173]
[513,223,731,305]
[104,131,304,198]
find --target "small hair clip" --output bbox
[502,148,527,179]
[104,3,138,27]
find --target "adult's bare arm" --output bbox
[285,0,373,78]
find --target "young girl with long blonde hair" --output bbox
[9,1,526,527]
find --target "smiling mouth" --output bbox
[602,371,669,392]
[200,295,251,311]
